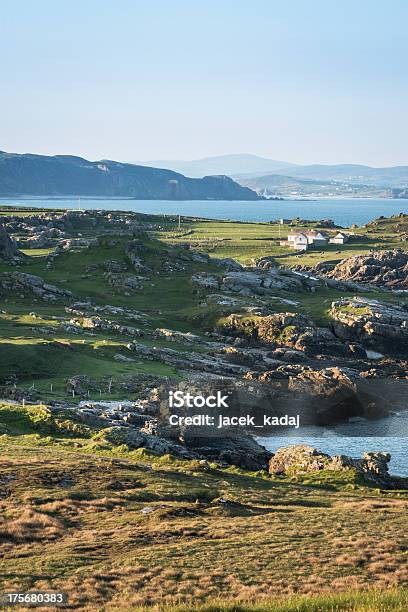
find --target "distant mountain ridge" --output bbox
[281,163,408,187]
[237,173,388,199]
[2,150,407,200]
[133,154,296,178]
[0,151,259,200]
[236,164,408,198]
[133,154,408,188]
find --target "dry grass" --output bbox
[0,441,407,610]
[0,508,64,543]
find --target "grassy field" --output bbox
[155,216,408,266]
[0,402,407,610]
[0,211,406,398]
[0,232,218,397]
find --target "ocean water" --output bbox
[259,412,408,477]
[1,196,407,227]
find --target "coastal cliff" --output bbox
[0,151,259,200]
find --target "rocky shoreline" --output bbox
[268,444,399,489]
[1,210,407,490]
[11,396,399,489]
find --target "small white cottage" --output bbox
[329,232,349,244]
[287,232,309,250]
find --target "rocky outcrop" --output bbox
[221,269,315,294]
[0,223,22,261]
[104,272,145,292]
[286,366,392,422]
[182,429,271,470]
[127,342,247,376]
[95,425,196,459]
[18,227,68,249]
[268,445,397,488]
[70,398,271,470]
[212,257,243,271]
[191,267,322,296]
[66,315,144,337]
[191,272,220,291]
[153,328,206,345]
[0,272,73,301]
[219,312,364,358]
[244,364,394,424]
[326,250,408,290]
[96,423,271,470]
[66,303,148,324]
[330,297,408,354]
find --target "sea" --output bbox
[2,195,407,476]
[0,196,407,227]
[257,412,408,477]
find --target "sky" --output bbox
[1,0,408,166]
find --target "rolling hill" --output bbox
[0,151,259,200]
[284,163,408,187]
[134,154,408,189]
[133,153,296,178]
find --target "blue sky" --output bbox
[1,0,407,165]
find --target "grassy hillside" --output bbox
[0,210,406,398]
[0,403,407,610]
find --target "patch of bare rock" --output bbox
[330,297,408,354]
[0,222,24,262]
[268,444,399,488]
[0,272,73,301]
[192,267,320,295]
[307,249,408,291]
[219,311,365,358]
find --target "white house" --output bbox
[287,232,309,250]
[304,230,328,246]
[329,232,349,245]
[287,230,328,250]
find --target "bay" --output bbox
[1,196,408,226]
[258,412,408,477]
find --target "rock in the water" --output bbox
[288,365,394,422]
[268,444,397,488]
